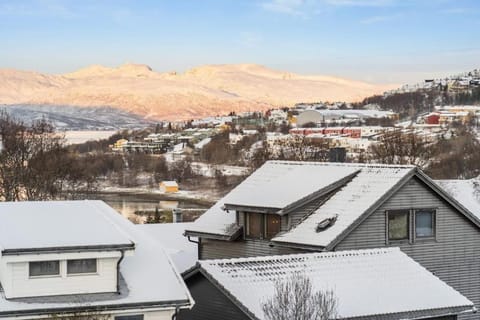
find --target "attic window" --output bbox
[316,215,338,232]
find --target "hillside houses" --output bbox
[185,161,480,320]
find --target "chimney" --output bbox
[173,208,183,223]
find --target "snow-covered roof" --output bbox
[161,180,179,187]
[199,248,473,320]
[137,222,197,273]
[224,161,359,210]
[0,201,192,317]
[194,137,211,149]
[0,201,133,253]
[273,164,413,248]
[186,161,414,242]
[436,178,480,219]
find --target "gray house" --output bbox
[185,161,480,320]
[180,248,474,320]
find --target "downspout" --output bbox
[171,307,180,320]
[187,236,201,260]
[116,250,125,294]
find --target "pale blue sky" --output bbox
[0,0,479,83]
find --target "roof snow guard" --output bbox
[198,248,474,320]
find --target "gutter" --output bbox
[1,243,135,256]
[171,307,180,320]
[0,300,192,318]
[186,236,201,260]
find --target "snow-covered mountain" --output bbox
[0,63,395,121]
[0,105,154,130]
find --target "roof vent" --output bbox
[316,215,338,233]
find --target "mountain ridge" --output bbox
[0,63,397,120]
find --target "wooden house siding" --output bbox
[178,273,250,320]
[200,238,300,260]
[335,177,480,320]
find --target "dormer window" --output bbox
[245,213,281,240]
[67,259,97,275]
[29,260,60,277]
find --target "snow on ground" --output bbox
[191,162,250,177]
[63,130,117,145]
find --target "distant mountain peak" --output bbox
[0,63,396,120]
[65,63,154,78]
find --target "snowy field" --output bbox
[63,130,117,145]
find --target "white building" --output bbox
[0,201,193,319]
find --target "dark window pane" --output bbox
[266,214,281,239]
[115,315,144,320]
[29,261,60,277]
[67,259,97,274]
[416,210,434,238]
[388,211,409,240]
[247,212,263,238]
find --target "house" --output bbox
[160,180,179,193]
[179,248,474,320]
[0,200,193,319]
[185,161,480,320]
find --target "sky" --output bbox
[0,0,479,84]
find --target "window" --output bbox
[246,212,263,239]
[67,259,97,274]
[265,214,281,239]
[29,260,60,277]
[415,209,435,238]
[114,315,144,320]
[387,210,409,241]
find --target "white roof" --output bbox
[161,180,178,187]
[274,165,413,248]
[137,222,197,273]
[199,248,473,319]
[194,137,211,149]
[187,162,414,243]
[224,161,359,209]
[0,201,132,252]
[436,178,480,219]
[0,201,192,316]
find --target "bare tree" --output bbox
[262,273,338,320]
[0,113,71,200]
[368,131,431,167]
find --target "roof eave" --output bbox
[1,243,135,257]
[223,204,281,214]
[0,299,193,318]
[184,228,242,242]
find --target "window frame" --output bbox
[67,258,98,276]
[265,214,281,240]
[29,260,61,278]
[245,212,264,239]
[413,209,436,241]
[386,208,437,244]
[386,209,411,243]
[245,212,281,240]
